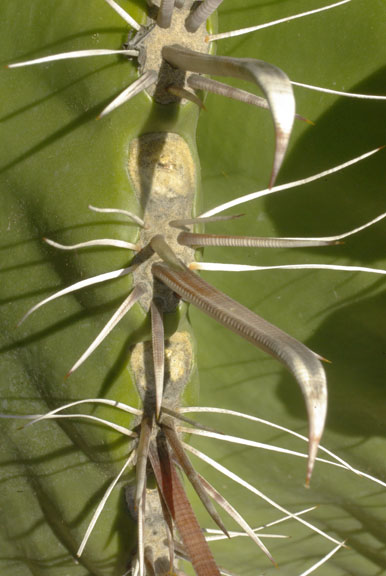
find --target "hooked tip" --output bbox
[305,433,321,487]
[296,114,315,126]
[266,550,278,567]
[317,354,332,364]
[268,151,282,187]
[269,129,286,189]
[312,350,332,364]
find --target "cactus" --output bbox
[0,1,385,575]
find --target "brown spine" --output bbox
[149,436,221,576]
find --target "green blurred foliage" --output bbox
[0,1,385,575]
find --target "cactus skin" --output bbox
[0,1,385,575]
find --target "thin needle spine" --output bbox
[8,49,139,68]
[183,442,343,546]
[192,263,386,275]
[200,147,384,217]
[196,472,275,562]
[19,264,136,325]
[299,541,346,576]
[102,0,141,30]
[208,0,352,42]
[44,237,138,252]
[77,451,136,557]
[98,70,158,118]
[291,80,386,100]
[88,205,144,228]
[66,284,146,377]
[180,406,386,488]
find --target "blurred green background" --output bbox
[0,1,385,575]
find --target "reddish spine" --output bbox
[149,437,221,576]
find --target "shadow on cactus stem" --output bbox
[268,67,386,260]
